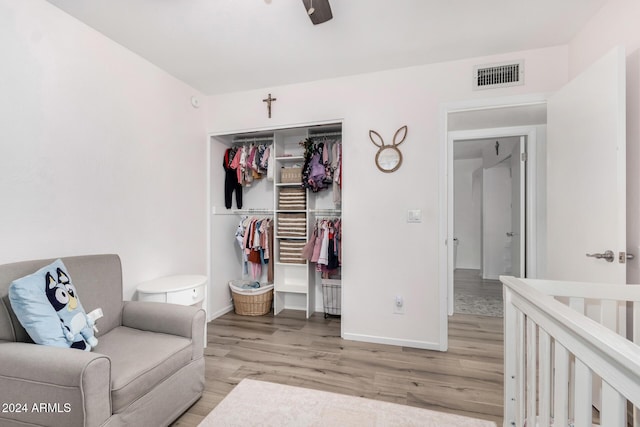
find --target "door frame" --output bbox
[438,94,546,349]
[447,127,537,314]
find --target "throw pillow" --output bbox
[8,259,98,351]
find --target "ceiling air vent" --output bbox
[473,60,524,90]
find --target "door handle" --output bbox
[586,250,615,262]
[506,232,514,237]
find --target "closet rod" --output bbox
[308,131,342,138]
[232,208,274,215]
[232,137,274,144]
[211,208,274,216]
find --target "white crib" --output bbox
[501,276,640,427]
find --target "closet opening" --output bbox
[206,122,343,333]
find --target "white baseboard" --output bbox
[342,332,442,351]
[208,304,328,322]
[207,307,438,350]
[208,304,234,322]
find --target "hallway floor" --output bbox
[454,269,503,317]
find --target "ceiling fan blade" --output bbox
[301,0,332,25]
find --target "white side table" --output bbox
[137,275,208,345]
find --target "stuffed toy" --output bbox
[45,266,98,350]
[9,259,99,351]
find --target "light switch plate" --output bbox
[407,209,422,223]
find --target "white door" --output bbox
[546,46,626,413]
[482,161,512,279]
[546,46,626,284]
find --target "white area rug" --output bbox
[198,379,497,427]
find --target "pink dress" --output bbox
[311,224,324,263]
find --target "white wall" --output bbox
[205,46,568,349]
[568,0,640,79]
[0,0,207,300]
[568,0,640,283]
[453,158,482,269]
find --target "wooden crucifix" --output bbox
[262,93,277,118]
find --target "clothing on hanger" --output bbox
[301,138,341,202]
[302,217,341,276]
[228,142,272,187]
[224,147,242,209]
[235,215,273,281]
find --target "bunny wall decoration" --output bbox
[369,125,407,173]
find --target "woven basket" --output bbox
[280,166,302,183]
[279,239,307,264]
[278,187,306,210]
[231,288,273,316]
[277,213,306,237]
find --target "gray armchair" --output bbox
[0,254,205,427]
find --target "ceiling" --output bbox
[45,0,608,95]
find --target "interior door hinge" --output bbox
[521,152,528,162]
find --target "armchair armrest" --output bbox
[122,301,205,359]
[0,342,111,427]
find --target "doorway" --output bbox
[452,136,524,317]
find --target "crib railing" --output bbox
[501,276,640,427]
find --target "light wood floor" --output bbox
[171,310,504,426]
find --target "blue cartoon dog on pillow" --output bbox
[45,267,98,350]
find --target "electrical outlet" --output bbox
[394,295,404,314]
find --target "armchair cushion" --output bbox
[94,326,193,413]
[0,342,111,427]
[8,259,97,350]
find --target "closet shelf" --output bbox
[275,262,307,268]
[309,131,342,139]
[309,209,341,214]
[275,235,306,240]
[275,155,304,162]
[275,282,308,294]
[276,209,306,213]
[275,183,304,188]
